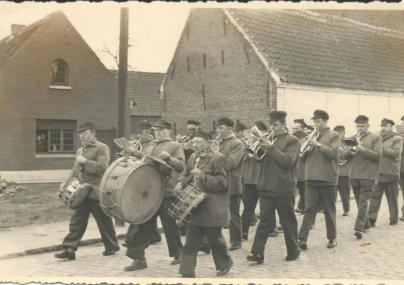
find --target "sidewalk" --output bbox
[0,170,70,183]
[0,218,132,259]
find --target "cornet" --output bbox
[210,134,222,153]
[300,128,320,155]
[246,127,274,160]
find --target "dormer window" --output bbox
[50,59,71,90]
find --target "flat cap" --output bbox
[234,120,248,132]
[312,109,329,120]
[354,115,369,124]
[215,117,234,128]
[193,131,211,141]
[254,120,267,131]
[269,111,287,122]
[139,120,152,130]
[152,119,172,129]
[334,125,345,132]
[293,118,307,128]
[186,119,201,126]
[77,122,95,133]
[381,118,395,126]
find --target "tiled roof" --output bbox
[226,9,404,92]
[112,71,164,116]
[0,11,61,69]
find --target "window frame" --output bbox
[50,59,71,89]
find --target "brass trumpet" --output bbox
[210,134,222,153]
[300,128,319,155]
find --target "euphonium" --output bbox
[299,128,319,155]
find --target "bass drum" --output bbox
[99,157,163,224]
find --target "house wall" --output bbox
[279,86,404,135]
[0,13,118,170]
[162,8,276,135]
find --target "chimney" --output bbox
[11,24,26,36]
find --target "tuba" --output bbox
[300,128,320,155]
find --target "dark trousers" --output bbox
[337,176,351,213]
[299,184,337,242]
[126,197,182,260]
[368,181,399,224]
[296,180,305,211]
[351,179,373,232]
[399,173,404,216]
[252,195,298,257]
[241,184,259,238]
[179,224,232,277]
[229,195,242,246]
[63,198,118,251]
[125,217,161,244]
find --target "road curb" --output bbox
[0,233,126,260]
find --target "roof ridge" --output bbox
[300,9,404,39]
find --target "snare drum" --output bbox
[58,177,91,209]
[168,183,207,226]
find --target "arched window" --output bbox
[51,59,69,85]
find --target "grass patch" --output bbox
[0,183,72,229]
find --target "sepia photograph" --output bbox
[0,1,404,284]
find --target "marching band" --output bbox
[56,110,404,278]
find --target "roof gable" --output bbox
[226,9,404,92]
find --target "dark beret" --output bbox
[334,125,345,132]
[269,111,287,122]
[381,118,395,126]
[77,122,95,133]
[152,119,172,129]
[254,120,267,131]
[215,117,234,128]
[312,109,329,120]
[354,115,369,124]
[193,131,211,141]
[234,120,248,132]
[186,119,201,126]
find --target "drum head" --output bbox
[121,163,163,224]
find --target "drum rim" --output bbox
[99,157,164,225]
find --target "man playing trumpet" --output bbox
[247,111,300,263]
[298,110,341,250]
[178,131,233,277]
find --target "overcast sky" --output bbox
[0,2,402,73]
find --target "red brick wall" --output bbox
[0,13,118,170]
[162,8,277,135]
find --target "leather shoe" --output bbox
[246,253,264,264]
[299,240,307,250]
[343,211,350,216]
[327,239,337,248]
[285,251,300,261]
[216,260,233,276]
[124,259,147,271]
[122,242,129,248]
[55,250,75,260]
[242,232,248,241]
[268,230,278,237]
[171,258,181,265]
[103,247,119,256]
[276,226,283,233]
[181,274,195,278]
[390,220,398,225]
[400,216,404,222]
[369,219,376,227]
[354,231,362,239]
[295,208,304,214]
[229,244,241,251]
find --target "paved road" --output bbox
[1,197,403,279]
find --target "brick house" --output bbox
[162,9,404,135]
[0,11,118,171]
[112,71,163,134]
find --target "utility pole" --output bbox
[116,7,129,227]
[118,7,129,138]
